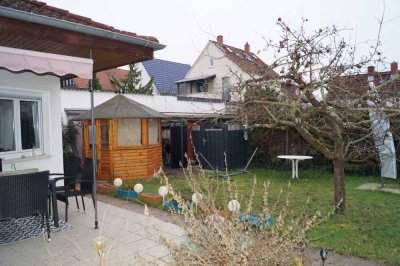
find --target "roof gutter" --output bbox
[0,6,166,51]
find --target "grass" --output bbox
[118,168,400,265]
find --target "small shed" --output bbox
[74,94,168,181]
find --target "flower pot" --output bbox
[138,193,163,207]
[116,189,138,199]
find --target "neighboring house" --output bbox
[328,62,400,179]
[67,59,190,95]
[138,59,191,95]
[0,0,164,172]
[176,35,277,101]
[328,62,400,100]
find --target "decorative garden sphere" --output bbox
[228,199,240,212]
[134,183,144,193]
[158,186,168,196]
[113,178,123,187]
[192,192,202,204]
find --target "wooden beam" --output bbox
[0,17,154,63]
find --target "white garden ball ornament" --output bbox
[158,186,168,197]
[113,178,123,187]
[134,183,143,193]
[228,200,241,212]
[192,192,203,204]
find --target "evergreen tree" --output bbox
[112,64,154,94]
[87,74,102,91]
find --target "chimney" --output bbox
[390,62,398,80]
[244,42,250,53]
[217,35,223,45]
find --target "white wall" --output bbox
[61,89,226,122]
[0,69,64,173]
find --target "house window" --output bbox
[117,118,142,146]
[0,97,42,155]
[148,119,159,144]
[209,57,214,68]
[196,81,208,93]
[20,100,40,150]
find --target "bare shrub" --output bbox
[155,164,331,265]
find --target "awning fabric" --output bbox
[175,74,216,84]
[0,46,93,79]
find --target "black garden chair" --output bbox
[56,158,95,222]
[50,155,81,212]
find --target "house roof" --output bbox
[142,59,190,95]
[328,70,400,101]
[176,74,216,83]
[71,68,128,92]
[211,41,277,78]
[0,0,157,42]
[0,0,165,74]
[73,94,168,120]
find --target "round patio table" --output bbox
[277,155,313,179]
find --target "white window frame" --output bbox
[0,87,49,160]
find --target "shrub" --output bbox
[154,164,332,265]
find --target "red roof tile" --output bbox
[211,41,277,78]
[0,0,159,43]
[329,71,400,101]
[72,68,128,92]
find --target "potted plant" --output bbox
[115,182,138,199]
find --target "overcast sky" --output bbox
[44,0,399,71]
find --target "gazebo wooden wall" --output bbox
[82,118,163,181]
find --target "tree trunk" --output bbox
[333,159,345,215]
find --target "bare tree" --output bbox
[234,18,400,214]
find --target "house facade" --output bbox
[1,66,68,172]
[176,35,276,101]
[0,0,164,173]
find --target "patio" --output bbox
[0,194,186,265]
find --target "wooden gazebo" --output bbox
[74,94,168,181]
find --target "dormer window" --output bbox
[209,57,214,68]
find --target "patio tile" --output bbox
[143,244,171,258]
[127,237,160,252]
[133,251,158,263]
[1,197,186,265]
[114,232,145,245]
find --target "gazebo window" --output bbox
[148,118,159,144]
[100,125,109,147]
[117,118,142,146]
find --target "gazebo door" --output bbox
[98,120,111,180]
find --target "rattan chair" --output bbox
[50,155,81,212]
[0,171,51,240]
[56,158,95,222]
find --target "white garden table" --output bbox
[277,155,313,179]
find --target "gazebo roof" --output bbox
[73,94,168,120]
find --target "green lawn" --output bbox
[117,168,400,265]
